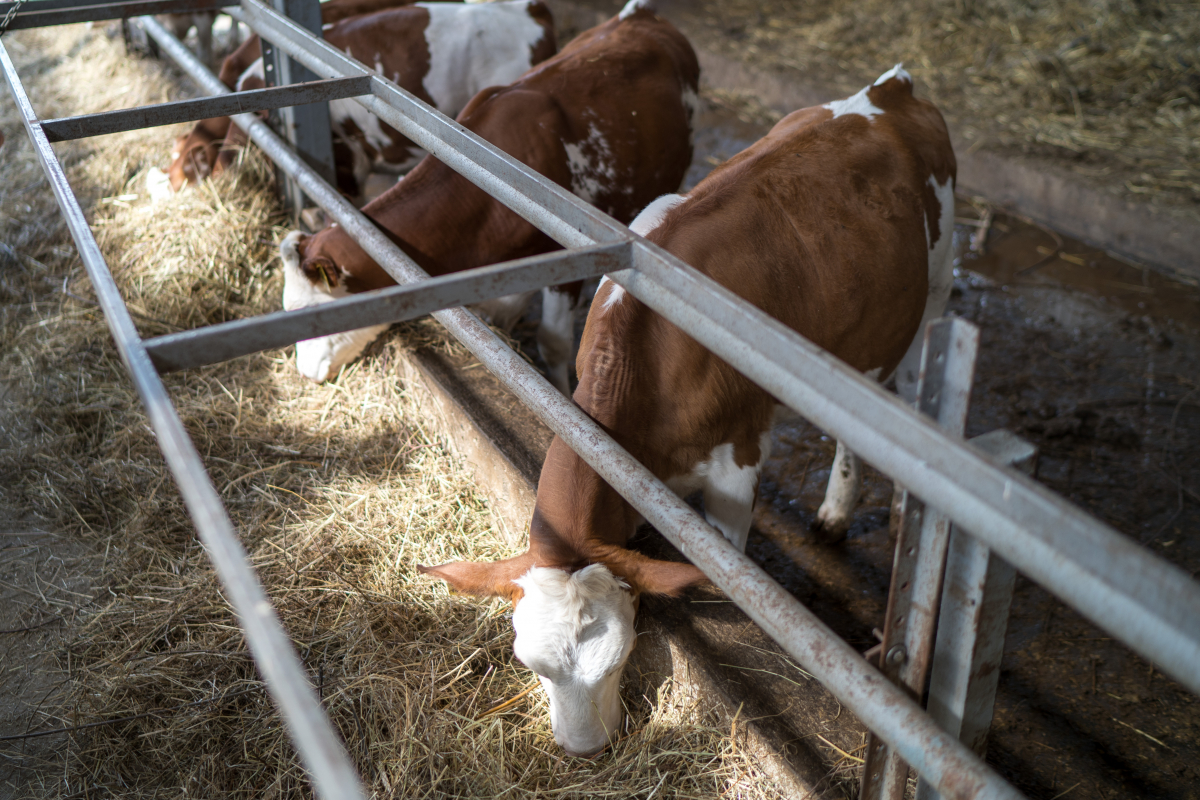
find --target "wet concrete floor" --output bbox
[512,94,1200,797]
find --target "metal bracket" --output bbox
[860,317,981,800]
[915,431,1038,800]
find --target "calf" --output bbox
[280,0,700,391]
[421,65,957,755]
[165,0,555,198]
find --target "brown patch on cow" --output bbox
[326,3,437,176]
[525,0,558,66]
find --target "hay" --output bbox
[0,23,782,800]
[672,0,1200,211]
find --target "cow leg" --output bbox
[816,440,862,541]
[194,12,215,67]
[537,286,576,396]
[701,432,772,552]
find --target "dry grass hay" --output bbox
[676,0,1199,211]
[0,24,781,800]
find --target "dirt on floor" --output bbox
[573,0,1200,226]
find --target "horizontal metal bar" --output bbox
[144,242,628,373]
[613,243,1200,696]
[183,8,1024,798]
[0,0,227,29]
[40,75,371,142]
[4,0,214,11]
[2,25,366,800]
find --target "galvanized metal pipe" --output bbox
[40,74,372,142]
[144,242,628,373]
[0,0,227,30]
[0,33,366,800]
[148,10,1028,798]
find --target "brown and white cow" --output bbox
[279,0,700,390]
[161,0,556,199]
[156,0,413,195]
[420,64,957,756]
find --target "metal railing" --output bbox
[3,2,1198,799]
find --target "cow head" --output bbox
[279,230,388,382]
[420,552,705,756]
[167,130,218,191]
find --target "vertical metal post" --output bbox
[261,0,334,221]
[861,318,981,800]
[915,431,1038,800]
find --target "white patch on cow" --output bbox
[597,193,687,311]
[824,85,885,121]
[666,433,770,552]
[873,63,912,86]
[629,193,686,236]
[895,173,956,403]
[597,276,625,311]
[235,58,264,91]
[618,0,651,19]
[564,122,619,206]
[512,565,635,756]
[538,287,575,395]
[418,1,545,117]
[329,98,395,165]
[279,231,389,383]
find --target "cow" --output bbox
[162,0,556,200]
[419,64,957,756]
[279,0,700,392]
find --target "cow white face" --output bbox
[512,565,636,756]
[279,230,388,383]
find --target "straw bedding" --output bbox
[671,0,1199,213]
[0,25,780,799]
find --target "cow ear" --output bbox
[418,553,536,604]
[302,256,341,289]
[602,549,709,598]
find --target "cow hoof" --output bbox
[814,504,851,544]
